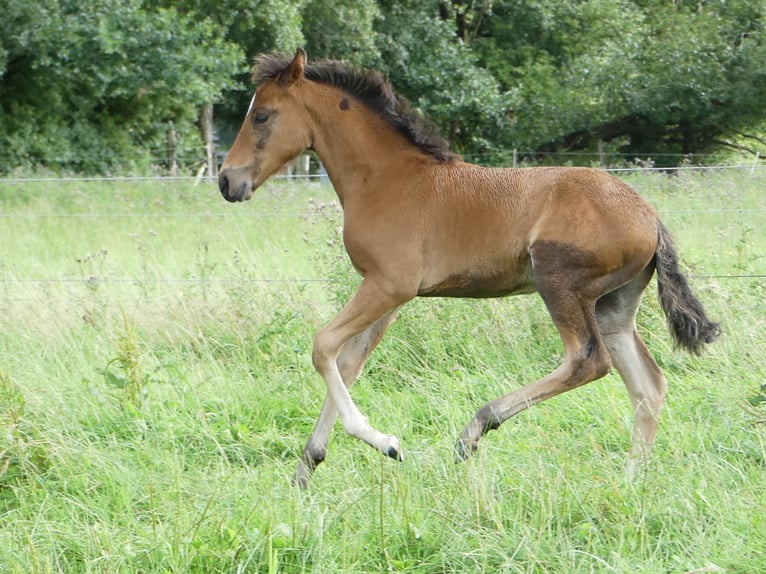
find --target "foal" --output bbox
[218,49,720,486]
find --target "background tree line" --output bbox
[1,0,764,173]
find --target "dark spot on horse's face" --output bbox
[255,124,272,150]
[339,98,350,111]
[251,107,276,150]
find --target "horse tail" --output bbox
[654,222,721,355]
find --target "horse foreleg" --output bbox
[293,396,336,488]
[293,310,399,487]
[311,278,410,464]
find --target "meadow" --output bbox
[0,168,764,573]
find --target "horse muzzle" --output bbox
[218,167,254,203]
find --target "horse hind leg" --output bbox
[596,264,668,477]
[293,308,399,487]
[456,282,612,461]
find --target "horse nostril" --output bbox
[218,173,230,198]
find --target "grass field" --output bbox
[1,169,765,573]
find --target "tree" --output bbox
[0,0,242,172]
[373,1,505,157]
[470,0,766,164]
[302,0,381,64]
[2,0,764,172]
[162,0,310,138]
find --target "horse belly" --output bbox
[418,259,535,298]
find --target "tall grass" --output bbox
[1,170,764,573]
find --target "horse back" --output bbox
[343,163,659,300]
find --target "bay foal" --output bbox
[218,49,720,486]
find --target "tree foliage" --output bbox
[1,0,764,173]
[465,0,766,163]
[0,0,241,172]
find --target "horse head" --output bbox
[218,48,313,202]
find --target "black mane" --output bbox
[253,53,458,163]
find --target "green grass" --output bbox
[1,169,765,573]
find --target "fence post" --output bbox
[598,139,606,168]
[200,103,217,178]
[167,124,178,176]
[512,148,517,168]
[296,154,310,179]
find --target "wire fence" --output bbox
[1,163,764,187]
[4,145,761,174]
[1,165,764,288]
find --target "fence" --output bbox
[0,164,764,297]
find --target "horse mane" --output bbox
[252,53,459,163]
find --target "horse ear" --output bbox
[284,47,306,86]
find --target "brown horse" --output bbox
[219,49,720,487]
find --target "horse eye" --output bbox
[253,113,269,124]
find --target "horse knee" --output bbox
[311,332,337,372]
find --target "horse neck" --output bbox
[304,85,420,204]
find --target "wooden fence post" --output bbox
[167,124,178,175]
[200,103,217,178]
[598,139,606,168]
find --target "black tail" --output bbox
[655,222,721,355]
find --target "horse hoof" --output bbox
[454,438,478,463]
[292,464,312,489]
[292,474,310,489]
[385,444,403,461]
